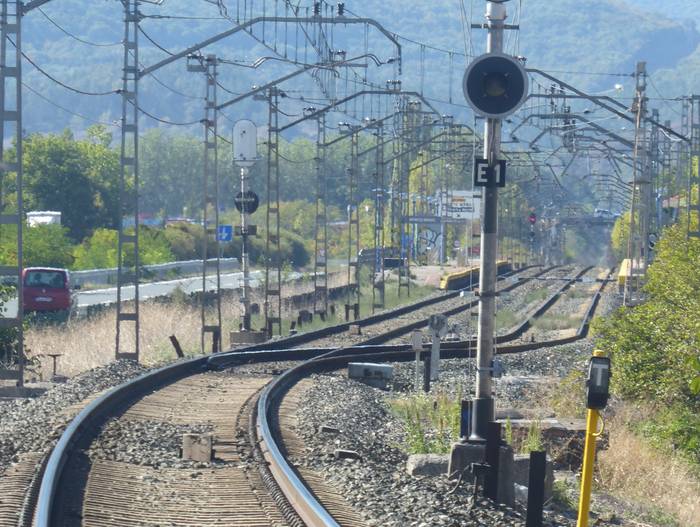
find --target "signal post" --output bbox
[230,120,267,347]
[448,0,528,506]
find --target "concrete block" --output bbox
[334,449,361,460]
[448,442,515,506]
[348,362,393,389]
[498,418,589,468]
[512,454,554,500]
[319,425,340,434]
[514,483,528,503]
[182,433,212,462]
[447,442,485,479]
[496,407,525,419]
[406,454,449,477]
[229,330,267,347]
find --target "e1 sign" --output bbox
[474,158,506,188]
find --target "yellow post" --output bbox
[576,407,599,527]
[577,350,606,527]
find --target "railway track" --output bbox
[28,266,610,527]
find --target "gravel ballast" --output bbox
[290,282,623,526]
[295,373,575,526]
[0,360,148,475]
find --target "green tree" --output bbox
[20,130,120,240]
[72,228,118,269]
[0,224,75,268]
[73,227,175,270]
[594,220,700,462]
[610,211,631,261]
[24,225,75,268]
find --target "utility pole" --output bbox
[623,62,647,306]
[372,120,386,312]
[688,96,700,239]
[313,111,329,319]
[116,0,141,361]
[264,87,283,337]
[343,124,361,320]
[0,0,24,386]
[188,54,222,353]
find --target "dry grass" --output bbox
[22,271,360,380]
[598,408,700,527]
[25,300,241,379]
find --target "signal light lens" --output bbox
[484,72,508,97]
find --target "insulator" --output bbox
[314,2,321,15]
[337,2,345,15]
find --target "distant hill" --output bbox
[18,0,700,135]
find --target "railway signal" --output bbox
[462,52,529,120]
[577,350,612,527]
[528,212,537,225]
[461,0,529,444]
[233,120,259,333]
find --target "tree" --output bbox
[593,220,700,462]
[73,227,174,270]
[20,130,120,241]
[0,224,75,268]
[72,228,118,269]
[610,211,632,261]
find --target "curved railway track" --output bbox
[29,265,611,527]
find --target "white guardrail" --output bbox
[70,258,240,287]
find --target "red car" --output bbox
[22,267,72,313]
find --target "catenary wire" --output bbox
[10,38,116,96]
[37,7,122,47]
[23,82,120,127]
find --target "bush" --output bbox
[0,224,75,268]
[594,221,700,464]
[73,227,174,270]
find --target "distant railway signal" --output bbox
[234,191,260,214]
[463,52,529,119]
[233,120,258,168]
[528,212,537,224]
[648,232,658,250]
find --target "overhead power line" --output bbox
[137,105,200,126]
[37,7,121,47]
[23,82,119,127]
[9,38,116,96]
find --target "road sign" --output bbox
[235,225,257,236]
[474,159,506,187]
[218,225,233,242]
[436,190,481,220]
[463,52,529,119]
[233,120,258,167]
[234,191,259,214]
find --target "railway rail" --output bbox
[30,266,611,527]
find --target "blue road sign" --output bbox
[218,225,233,242]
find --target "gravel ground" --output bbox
[291,282,623,527]
[87,419,217,469]
[296,373,573,527]
[0,360,148,476]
